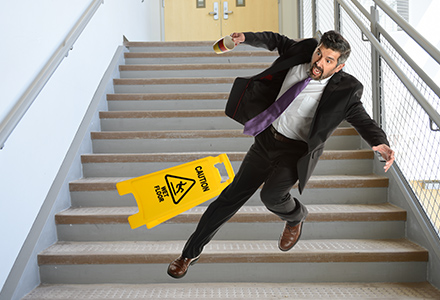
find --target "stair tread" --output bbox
[56,204,406,224]
[125,40,217,47]
[120,62,272,71]
[107,92,229,100]
[69,174,388,192]
[91,128,358,139]
[113,77,235,85]
[22,282,440,300]
[37,239,428,265]
[99,109,226,118]
[124,51,278,58]
[81,150,373,163]
[123,40,268,48]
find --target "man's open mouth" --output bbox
[312,64,323,77]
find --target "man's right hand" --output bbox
[231,32,245,46]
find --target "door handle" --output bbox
[223,1,233,19]
[209,2,219,20]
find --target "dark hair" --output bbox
[319,30,351,65]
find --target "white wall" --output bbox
[0,0,161,292]
[408,0,440,85]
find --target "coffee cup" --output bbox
[213,35,235,54]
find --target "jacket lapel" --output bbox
[317,71,343,109]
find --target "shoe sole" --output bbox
[278,222,303,252]
[167,256,200,279]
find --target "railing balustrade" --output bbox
[299,0,440,237]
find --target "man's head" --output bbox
[309,30,351,80]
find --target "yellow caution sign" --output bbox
[116,154,235,229]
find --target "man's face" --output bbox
[310,45,345,80]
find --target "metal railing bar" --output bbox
[349,0,372,23]
[337,0,440,129]
[0,0,104,149]
[298,0,304,38]
[373,0,440,66]
[377,23,440,101]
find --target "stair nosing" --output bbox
[124,51,278,58]
[119,63,272,71]
[113,77,235,85]
[80,150,374,164]
[69,174,389,192]
[124,41,217,47]
[22,282,440,300]
[99,110,226,119]
[106,93,229,100]
[55,204,406,225]
[37,239,428,265]
[90,128,359,140]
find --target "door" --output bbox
[164,0,279,41]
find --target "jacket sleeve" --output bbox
[344,82,390,147]
[243,32,299,56]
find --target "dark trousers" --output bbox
[182,127,309,259]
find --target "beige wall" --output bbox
[280,0,299,38]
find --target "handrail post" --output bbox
[312,0,317,37]
[298,0,304,38]
[334,0,341,33]
[370,5,382,126]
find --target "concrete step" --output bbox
[70,185,388,208]
[69,174,388,193]
[80,150,374,177]
[99,110,241,131]
[37,239,428,284]
[98,110,360,133]
[90,128,362,153]
[55,204,406,241]
[123,51,277,65]
[106,93,229,111]
[68,174,389,212]
[22,282,440,300]
[123,40,263,52]
[119,63,270,78]
[113,77,234,93]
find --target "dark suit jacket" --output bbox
[225,32,389,193]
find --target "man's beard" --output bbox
[309,62,324,80]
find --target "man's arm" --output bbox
[231,31,299,56]
[343,78,395,172]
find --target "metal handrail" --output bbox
[373,0,440,66]
[350,0,371,22]
[337,0,440,130]
[0,0,103,149]
[377,24,440,101]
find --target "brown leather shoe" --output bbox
[167,255,200,279]
[278,221,303,252]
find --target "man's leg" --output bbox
[260,161,308,226]
[182,140,271,258]
[259,138,308,251]
[168,136,272,278]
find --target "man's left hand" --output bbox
[372,144,395,172]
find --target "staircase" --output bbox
[23,41,440,299]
